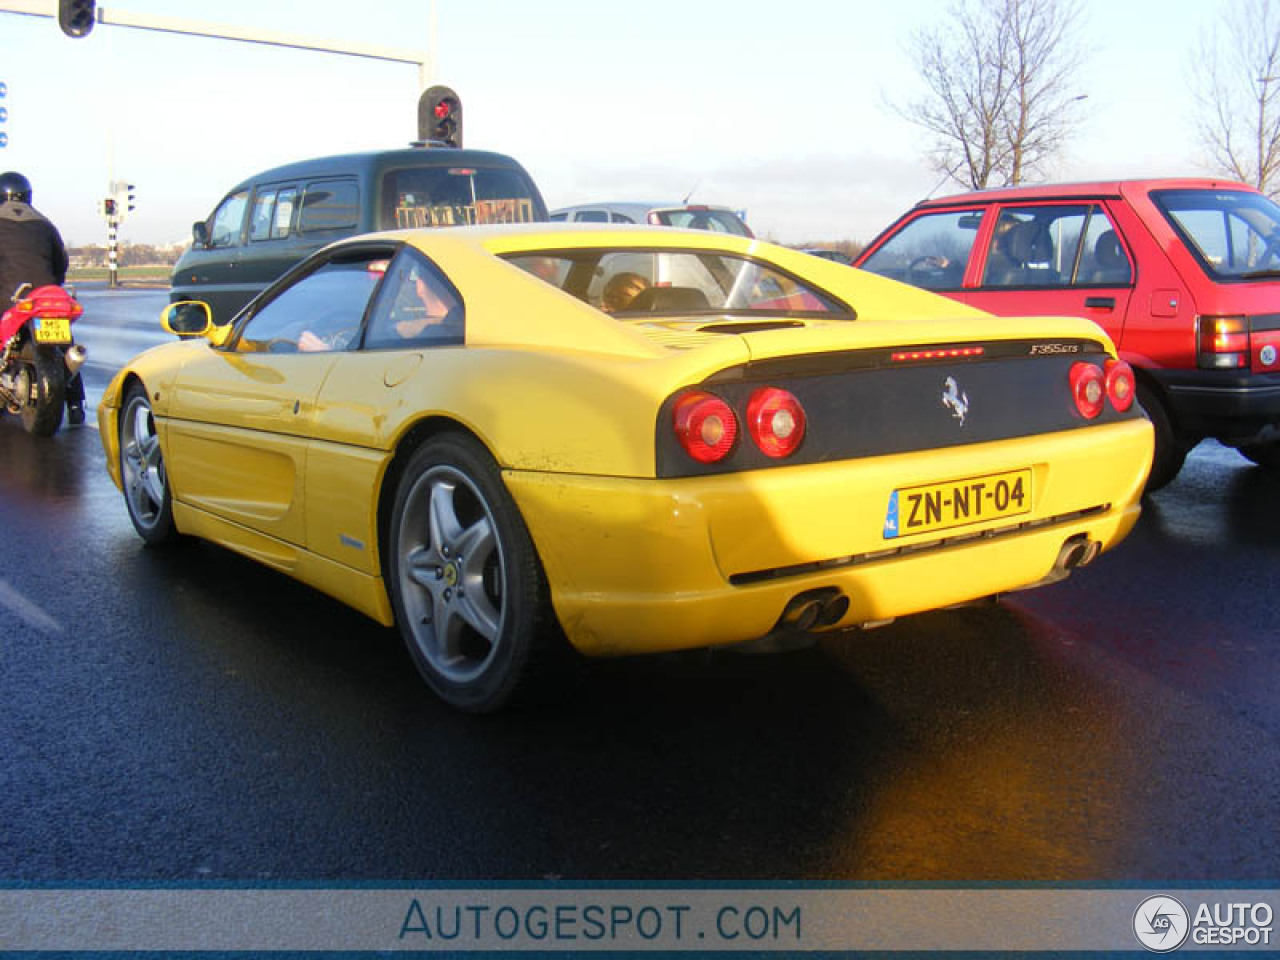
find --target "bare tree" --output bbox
[1193,0,1280,196]
[897,0,1087,190]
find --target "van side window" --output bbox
[272,188,297,238]
[299,179,359,234]
[209,190,249,248]
[249,189,278,242]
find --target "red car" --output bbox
[854,178,1280,489]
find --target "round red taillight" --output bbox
[1104,359,1135,412]
[1069,362,1106,419]
[673,391,738,463]
[746,387,806,458]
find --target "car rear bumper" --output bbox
[504,419,1152,656]
[1156,369,1280,442]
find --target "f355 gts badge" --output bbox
[941,376,969,425]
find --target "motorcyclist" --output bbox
[0,170,85,424]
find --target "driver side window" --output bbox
[859,210,982,290]
[209,190,249,248]
[234,257,386,354]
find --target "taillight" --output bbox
[1198,315,1249,369]
[1104,359,1135,412]
[673,391,738,463]
[1069,362,1106,419]
[746,387,806,458]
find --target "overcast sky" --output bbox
[0,0,1231,247]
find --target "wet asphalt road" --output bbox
[1,287,1277,882]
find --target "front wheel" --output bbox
[119,383,179,545]
[18,345,66,437]
[387,434,558,713]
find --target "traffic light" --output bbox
[100,197,116,217]
[418,85,462,148]
[0,82,7,150]
[57,0,96,38]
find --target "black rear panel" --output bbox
[656,338,1143,478]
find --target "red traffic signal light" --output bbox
[418,85,462,148]
[58,0,96,38]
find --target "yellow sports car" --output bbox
[99,225,1152,712]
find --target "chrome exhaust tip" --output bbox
[64,343,87,375]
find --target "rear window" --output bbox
[381,166,545,229]
[1152,188,1280,281]
[650,207,752,237]
[504,248,851,317]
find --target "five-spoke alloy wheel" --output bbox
[388,434,554,712]
[120,383,178,545]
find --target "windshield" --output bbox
[503,249,850,317]
[1152,188,1280,280]
[380,166,545,229]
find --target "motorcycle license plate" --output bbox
[883,468,1032,539]
[34,317,72,344]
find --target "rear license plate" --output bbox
[884,468,1032,539]
[34,317,71,344]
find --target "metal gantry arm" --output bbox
[0,1,431,85]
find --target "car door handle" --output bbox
[1084,296,1115,309]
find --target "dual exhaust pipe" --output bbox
[750,533,1103,651]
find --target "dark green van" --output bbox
[170,146,548,323]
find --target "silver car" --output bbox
[549,201,752,237]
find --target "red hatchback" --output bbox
[855,178,1280,489]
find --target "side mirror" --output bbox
[192,221,209,247]
[162,300,214,338]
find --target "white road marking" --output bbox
[0,579,64,635]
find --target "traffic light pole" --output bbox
[106,214,118,289]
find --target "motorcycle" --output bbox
[0,283,88,436]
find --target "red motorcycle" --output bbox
[0,283,87,436]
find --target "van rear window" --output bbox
[382,166,544,229]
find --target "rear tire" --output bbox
[1137,381,1188,493]
[386,433,560,713]
[19,346,65,437]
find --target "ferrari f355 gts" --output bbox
[99,225,1152,711]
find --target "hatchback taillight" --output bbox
[1197,315,1249,369]
[746,387,806,458]
[673,391,738,463]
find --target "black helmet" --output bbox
[0,171,32,204]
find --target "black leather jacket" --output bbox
[0,201,69,305]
